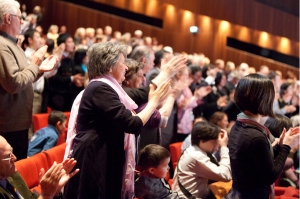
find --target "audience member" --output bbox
[238,62,249,77]
[258,65,270,77]
[278,83,297,118]
[215,59,225,72]
[63,42,186,198]
[227,74,300,199]
[264,114,299,188]
[135,144,179,199]
[0,0,58,160]
[28,111,66,157]
[173,121,231,198]
[104,25,112,40]
[181,117,206,152]
[46,24,59,46]
[0,135,79,199]
[130,45,155,77]
[48,33,84,111]
[224,61,235,77]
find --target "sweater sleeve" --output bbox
[250,136,291,185]
[0,48,39,94]
[92,83,143,135]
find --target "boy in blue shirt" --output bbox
[28,111,66,157]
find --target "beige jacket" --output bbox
[0,34,40,132]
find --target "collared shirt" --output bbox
[0,31,18,43]
[24,47,45,93]
[172,145,231,198]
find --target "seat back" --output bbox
[15,152,48,188]
[32,113,49,132]
[43,143,66,166]
[169,142,183,170]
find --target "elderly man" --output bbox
[130,45,155,77]
[0,0,57,159]
[0,135,79,199]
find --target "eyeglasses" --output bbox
[2,148,14,161]
[10,14,23,21]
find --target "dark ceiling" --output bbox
[255,0,299,16]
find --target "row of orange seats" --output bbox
[15,143,66,193]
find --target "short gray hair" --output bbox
[130,45,152,62]
[87,42,127,80]
[0,0,20,26]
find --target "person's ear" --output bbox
[56,121,61,128]
[141,57,146,64]
[5,14,11,24]
[148,167,155,175]
[28,37,33,44]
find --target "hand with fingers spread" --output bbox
[194,86,212,100]
[39,55,59,73]
[281,127,300,149]
[39,159,79,199]
[52,43,65,62]
[56,158,80,196]
[39,161,63,199]
[149,79,171,106]
[172,76,192,100]
[217,96,228,108]
[151,55,187,88]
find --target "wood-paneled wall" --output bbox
[21,0,299,78]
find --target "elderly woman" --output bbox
[226,74,300,199]
[122,58,145,89]
[63,42,185,198]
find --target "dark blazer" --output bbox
[0,172,38,199]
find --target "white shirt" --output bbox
[172,145,231,198]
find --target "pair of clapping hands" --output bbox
[38,158,79,199]
[30,43,65,73]
[272,127,300,149]
[148,55,212,105]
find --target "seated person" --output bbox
[181,117,206,152]
[0,135,79,199]
[135,144,179,199]
[28,111,66,157]
[264,114,299,188]
[172,121,231,199]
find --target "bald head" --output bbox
[0,136,17,179]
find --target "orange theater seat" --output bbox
[169,142,183,170]
[15,152,48,190]
[43,143,66,166]
[32,113,49,133]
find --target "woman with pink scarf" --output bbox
[64,42,186,199]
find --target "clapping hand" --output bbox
[39,55,59,72]
[30,45,48,66]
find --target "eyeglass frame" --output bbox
[9,14,23,21]
[1,148,14,161]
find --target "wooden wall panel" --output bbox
[20,0,299,77]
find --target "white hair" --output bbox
[0,0,20,26]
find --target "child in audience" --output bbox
[135,144,179,199]
[28,111,66,157]
[172,121,231,199]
